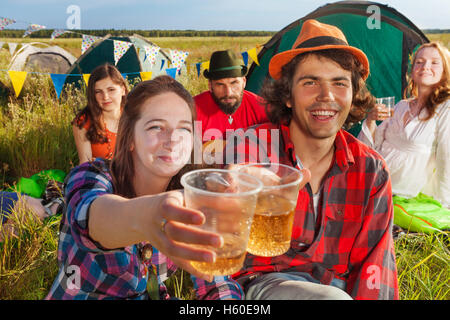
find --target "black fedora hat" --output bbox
[204,50,248,80]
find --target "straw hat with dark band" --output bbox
[204,50,248,80]
[269,19,370,80]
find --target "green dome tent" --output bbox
[64,34,172,88]
[245,0,429,136]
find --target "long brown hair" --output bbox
[110,75,198,198]
[261,49,375,130]
[73,63,129,143]
[404,42,450,121]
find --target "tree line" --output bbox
[0,29,276,38]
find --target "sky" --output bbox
[1,0,449,31]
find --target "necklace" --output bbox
[102,119,113,160]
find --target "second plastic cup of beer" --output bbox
[236,163,303,257]
[181,169,263,276]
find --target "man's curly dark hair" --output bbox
[260,49,375,130]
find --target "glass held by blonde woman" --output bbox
[358,42,450,208]
[46,76,225,300]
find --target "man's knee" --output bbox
[245,274,352,300]
[311,283,352,300]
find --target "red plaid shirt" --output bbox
[194,123,398,300]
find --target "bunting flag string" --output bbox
[0,42,263,99]
[1,42,260,99]
[0,12,264,97]
[0,15,264,77]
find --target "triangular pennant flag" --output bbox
[196,63,201,77]
[8,70,27,97]
[160,59,166,71]
[139,71,152,82]
[143,45,160,66]
[186,63,191,75]
[23,24,46,37]
[241,51,249,66]
[8,42,18,56]
[113,40,133,65]
[50,74,68,99]
[51,29,68,40]
[81,34,101,54]
[247,47,260,66]
[83,74,90,87]
[201,61,210,71]
[121,74,129,83]
[0,17,16,30]
[169,50,189,72]
[140,71,152,81]
[165,67,177,80]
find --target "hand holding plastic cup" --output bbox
[235,163,303,257]
[181,169,263,275]
[375,96,395,118]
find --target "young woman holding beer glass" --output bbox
[358,42,450,209]
[46,76,225,300]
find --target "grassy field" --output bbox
[0,35,449,300]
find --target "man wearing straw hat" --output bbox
[194,49,268,143]
[194,20,398,300]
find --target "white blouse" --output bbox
[358,99,450,208]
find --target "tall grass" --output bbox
[0,76,80,179]
[395,232,449,300]
[0,34,449,300]
[0,200,60,299]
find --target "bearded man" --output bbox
[194,50,268,143]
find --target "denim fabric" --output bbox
[0,192,19,224]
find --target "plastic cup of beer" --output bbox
[236,163,303,257]
[376,96,395,117]
[181,169,263,276]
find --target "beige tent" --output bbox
[8,42,77,74]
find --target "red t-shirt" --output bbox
[194,90,269,142]
[77,114,116,160]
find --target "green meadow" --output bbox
[0,35,448,300]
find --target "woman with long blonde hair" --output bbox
[358,41,450,208]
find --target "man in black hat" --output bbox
[194,50,268,143]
